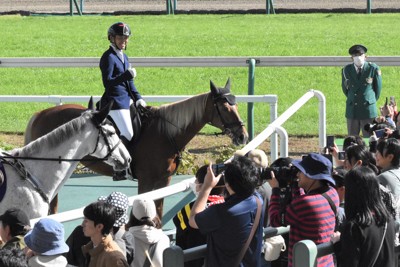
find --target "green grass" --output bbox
[0,14,399,137]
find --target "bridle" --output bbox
[210,93,245,137]
[0,122,121,163]
[0,121,123,205]
[88,122,122,161]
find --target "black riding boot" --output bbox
[112,136,133,181]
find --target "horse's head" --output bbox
[90,102,132,171]
[209,78,248,145]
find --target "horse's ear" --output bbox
[210,80,218,95]
[224,78,231,92]
[93,100,113,125]
[88,96,94,111]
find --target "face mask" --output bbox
[189,182,199,197]
[353,55,365,67]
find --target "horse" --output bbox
[0,102,131,219]
[24,78,248,218]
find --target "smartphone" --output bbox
[338,151,346,160]
[326,135,335,148]
[375,129,385,138]
[212,163,227,175]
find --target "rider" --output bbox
[99,22,146,148]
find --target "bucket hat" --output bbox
[98,191,129,227]
[292,153,335,185]
[131,197,157,220]
[24,218,69,256]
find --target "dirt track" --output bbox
[1,0,399,14]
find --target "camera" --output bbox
[374,129,386,138]
[260,165,298,187]
[338,151,346,160]
[212,163,227,175]
[364,122,388,135]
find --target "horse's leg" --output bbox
[49,195,58,214]
[153,175,172,222]
[138,172,172,222]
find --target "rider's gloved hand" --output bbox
[128,64,137,79]
[136,99,147,108]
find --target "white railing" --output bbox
[1,56,400,67]
[235,89,326,155]
[30,176,196,225]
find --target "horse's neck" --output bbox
[16,126,95,200]
[161,93,211,148]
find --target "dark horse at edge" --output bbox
[24,79,248,219]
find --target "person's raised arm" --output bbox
[189,164,222,229]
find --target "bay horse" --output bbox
[0,103,131,219]
[24,79,248,218]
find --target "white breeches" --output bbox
[109,108,134,141]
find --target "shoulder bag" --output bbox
[234,195,262,266]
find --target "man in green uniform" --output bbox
[342,44,382,136]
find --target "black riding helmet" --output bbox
[107,22,131,41]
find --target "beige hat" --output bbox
[247,149,268,168]
[131,197,157,220]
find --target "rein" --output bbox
[210,94,245,136]
[0,124,121,205]
[0,125,120,163]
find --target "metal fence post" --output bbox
[247,58,256,141]
[293,240,318,267]
[163,246,184,267]
[80,0,84,13]
[166,0,174,15]
[266,0,275,14]
[367,0,372,13]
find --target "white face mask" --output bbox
[189,181,199,197]
[353,55,366,67]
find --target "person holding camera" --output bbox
[173,165,225,267]
[189,156,264,267]
[342,44,382,137]
[268,153,339,267]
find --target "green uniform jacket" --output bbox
[341,62,382,120]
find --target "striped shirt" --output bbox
[269,185,339,267]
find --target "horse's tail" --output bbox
[24,113,38,145]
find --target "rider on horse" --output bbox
[99,22,146,179]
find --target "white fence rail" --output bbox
[1,56,400,68]
[235,89,327,155]
[30,176,196,225]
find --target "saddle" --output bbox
[95,99,155,181]
[95,100,154,146]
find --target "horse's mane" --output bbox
[16,111,91,156]
[156,93,209,136]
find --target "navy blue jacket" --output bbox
[99,46,142,110]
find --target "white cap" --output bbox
[131,198,157,220]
